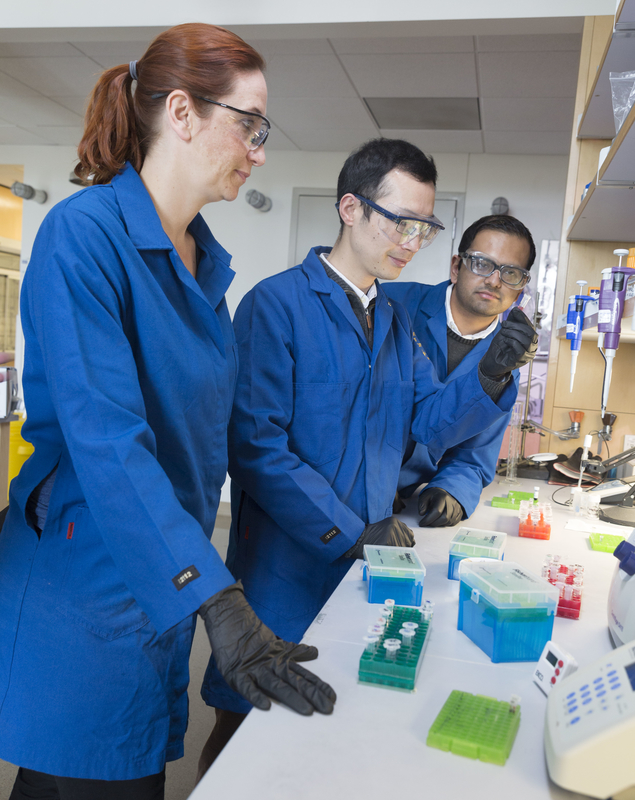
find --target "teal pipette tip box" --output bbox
[448,528,507,580]
[363,545,425,606]
[427,690,521,765]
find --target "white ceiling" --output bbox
[0,24,583,154]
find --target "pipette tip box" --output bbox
[358,604,432,691]
[427,690,521,765]
[457,560,558,662]
[588,532,625,553]
[448,528,507,580]
[491,490,535,509]
[363,545,425,606]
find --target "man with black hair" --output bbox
[197,142,537,774]
[385,214,535,527]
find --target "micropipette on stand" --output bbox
[597,250,635,416]
[566,280,593,392]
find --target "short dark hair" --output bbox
[458,215,536,270]
[336,138,437,225]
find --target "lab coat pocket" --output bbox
[288,382,350,467]
[384,380,415,452]
[56,506,150,640]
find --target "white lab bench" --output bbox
[190,478,630,800]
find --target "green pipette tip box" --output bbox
[491,497,521,509]
[508,491,535,501]
[589,532,625,552]
[427,690,521,766]
[358,605,431,691]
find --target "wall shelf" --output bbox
[578,0,635,139]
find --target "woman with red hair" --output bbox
[0,23,334,800]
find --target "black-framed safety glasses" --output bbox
[151,92,270,150]
[459,251,531,288]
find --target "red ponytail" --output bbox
[75,23,265,185]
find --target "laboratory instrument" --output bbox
[518,500,552,540]
[0,367,19,422]
[427,690,521,765]
[582,444,635,527]
[447,528,506,580]
[457,560,558,662]
[588,479,632,501]
[544,637,635,799]
[566,280,594,392]
[597,249,635,417]
[608,530,635,648]
[358,602,433,691]
[363,545,426,606]
[533,641,578,695]
[501,400,522,485]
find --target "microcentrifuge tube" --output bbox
[384,599,395,609]
[402,621,419,631]
[363,635,379,653]
[564,584,573,601]
[399,628,415,649]
[509,695,521,714]
[383,639,401,660]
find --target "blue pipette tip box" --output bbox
[363,545,425,606]
[457,560,558,663]
[448,528,507,580]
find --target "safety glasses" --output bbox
[336,194,444,250]
[151,92,270,150]
[460,251,531,288]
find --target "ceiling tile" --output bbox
[331,36,474,54]
[476,33,582,52]
[283,128,376,152]
[478,51,580,98]
[267,96,376,132]
[23,126,83,146]
[267,123,300,151]
[0,70,40,97]
[248,38,333,56]
[340,53,478,97]
[366,97,480,130]
[49,96,89,116]
[265,54,357,98]
[380,128,484,153]
[0,57,105,97]
[0,126,50,145]
[481,97,575,132]
[0,42,87,58]
[0,96,83,126]
[483,130,571,155]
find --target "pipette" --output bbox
[578,433,593,490]
[597,250,635,415]
[566,280,593,392]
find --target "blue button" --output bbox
[570,717,580,724]
[581,691,591,698]
[580,684,589,691]
[593,677,603,684]
[616,695,623,700]
[568,705,578,713]
[609,676,619,683]
[607,670,617,676]
[611,684,621,690]
[597,691,606,698]
[586,710,593,715]
[567,692,576,699]
[582,699,592,705]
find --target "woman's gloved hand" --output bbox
[479,307,538,380]
[418,487,464,527]
[344,516,415,560]
[199,581,336,716]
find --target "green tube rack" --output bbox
[427,690,521,765]
[589,532,624,553]
[358,605,432,691]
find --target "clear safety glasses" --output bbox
[460,251,531,288]
[151,93,270,150]
[337,194,444,250]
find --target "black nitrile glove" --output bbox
[392,490,406,515]
[418,487,464,527]
[479,307,538,380]
[199,581,336,715]
[345,516,415,560]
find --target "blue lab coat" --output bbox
[383,280,518,516]
[0,164,237,780]
[201,247,516,713]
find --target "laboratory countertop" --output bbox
[190,479,632,800]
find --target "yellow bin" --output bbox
[8,415,34,501]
